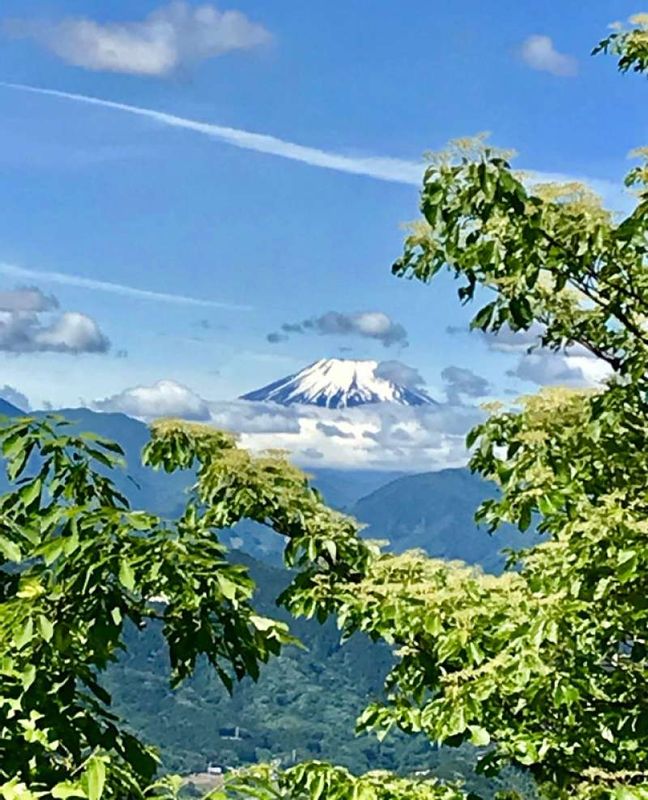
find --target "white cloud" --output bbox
[448,321,614,390]
[565,354,613,385]
[507,351,613,388]
[208,399,301,434]
[520,35,578,77]
[441,366,491,404]
[300,447,324,461]
[374,360,425,388]
[507,352,583,386]
[233,401,484,471]
[488,326,614,388]
[479,322,545,354]
[32,311,109,353]
[94,379,210,420]
[0,286,57,313]
[0,263,251,312]
[3,3,271,77]
[316,421,354,439]
[0,289,109,355]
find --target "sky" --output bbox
[0,1,644,469]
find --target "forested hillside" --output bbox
[103,552,536,799]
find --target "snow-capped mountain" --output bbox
[240,358,437,409]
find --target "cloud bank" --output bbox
[447,322,614,389]
[92,377,484,471]
[3,2,271,77]
[268,311,409,348]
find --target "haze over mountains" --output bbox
[0,387,520,568]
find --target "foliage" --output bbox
[103,553,536,797]
[209,761,466,800]
[219,16,648,800]
[0,414,526,799]
[349,20,645,800]
[594,14,648,75]
[0,417,368,798]
[104,553,423,777]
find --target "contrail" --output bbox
[0,263,252,311]
[0,82,630,210]
[0,82,425,186]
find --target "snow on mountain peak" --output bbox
[240,358,437,408]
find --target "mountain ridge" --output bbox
[0,398,27,417]
[351,468,540,573]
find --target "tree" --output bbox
[0,418,370,798]
[214,14,648,800]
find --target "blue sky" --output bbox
[0,1,643,466]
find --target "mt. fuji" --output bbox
[240,358,437,409]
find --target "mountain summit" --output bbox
[240,358,437,409]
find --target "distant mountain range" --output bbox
[0,400,528,570]
[351,469,538,573]
[240,358,437,408]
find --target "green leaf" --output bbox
[19,478,42,508]
[85,756,106,800]
[323,539,337,562]
[39,538,65,566]
[616,550,638,582]
[0,535,21,562]
[217,574,238,600]
[7,442,35,481]
[13,618,34,650]
[614,789,644,800]
[118,559,136,592]
[470,301,496,331]
[250,615,276,632]
[52,782,87,799]
[37,615,54,643]
[519,504,532,532]
[469,726,491,747]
